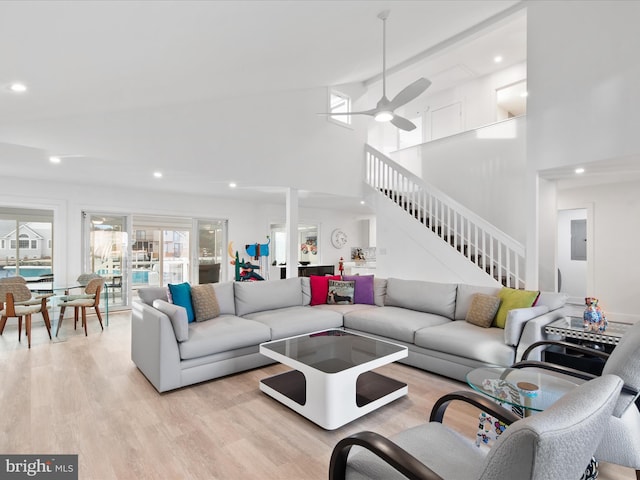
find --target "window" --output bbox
[30,240,37,249]
[0,239,4,249]
[329,90,351,125]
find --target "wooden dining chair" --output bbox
[56,277,105,336]
[0,282,52,348]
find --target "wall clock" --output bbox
[331,229,348,248]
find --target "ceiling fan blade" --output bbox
[390,115,417,131]
[317,109,377,116]
[387,77,431,110]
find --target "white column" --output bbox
[286,188,299,278]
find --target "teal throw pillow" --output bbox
[168,282,195,323]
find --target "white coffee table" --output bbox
[259,329,408,430]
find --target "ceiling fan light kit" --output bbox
[320,10,431,131]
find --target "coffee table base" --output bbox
[260,369,407,430]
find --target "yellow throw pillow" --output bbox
[465,293,501,328]
[493,287,540,328]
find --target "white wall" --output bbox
[527,1,640,171]
[0,177,367,288]
[558,181,640,323]
[390,116,527,243]
[527,0,640,320]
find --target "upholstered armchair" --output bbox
[56,277,105,336]
[329,374,622,480]
[0,282,52,348]
[512,319,640,479]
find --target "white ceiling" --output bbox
[0,0,525,208]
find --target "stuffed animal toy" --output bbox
[583,297,607,332]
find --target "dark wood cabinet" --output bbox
[280,265,335,279]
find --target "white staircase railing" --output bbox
[365,145,526,288]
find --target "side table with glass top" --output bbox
[466,366,583,415]
[542,316,630,375]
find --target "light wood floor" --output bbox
[0,311,635,480]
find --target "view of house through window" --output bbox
[0,208,53,281]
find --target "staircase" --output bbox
[365,145,525,288]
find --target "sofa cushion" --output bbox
[465,293,501,328]
[213,281,236,315]
[309,275,341,306]
[342,275,375,305]
[535,291,568,311]
[153,299,189,342]
[494,288,540,328]
[344,306,450,344]
[385,278,457,319]
[191,284,220,322]
[301,277,311,306]
[138,287,168,306]
[178,315,271,360]
[168,282,195,322]
[327,280,355,305]
[374,277,387,307]
[234,277,302,316]
[455,283,502,320]
[243,305,343,340]
[414,321,515,366]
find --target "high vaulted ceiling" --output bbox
[0,0,524,207]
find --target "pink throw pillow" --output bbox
[309,275,341,306]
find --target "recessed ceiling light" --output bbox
[153,171,162,178]
[575,168,585,174]
[360,200,365,205]
[9,83,27,93]
[49,156,61,164]
[229,182,237,188]
[494,56,503,63]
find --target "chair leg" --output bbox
[95,306,104,330]
[0,315,7,334]
[82,307,88,336]
[635,469,640,480]
[42,308,52,340]
[26,314,31,348]
[74,308,79,330]
[18,316,22,342]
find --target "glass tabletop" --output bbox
[466,366,584,412]
[260,329,406,373]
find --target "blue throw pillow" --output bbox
[168,282,195,323]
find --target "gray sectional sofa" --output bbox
[131,277,567,393]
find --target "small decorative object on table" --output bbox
[338,256,344,275]
[583,297,607,332]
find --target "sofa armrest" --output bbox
[514,309,567,362]
[131,301,182,392]
[504,305,549,346]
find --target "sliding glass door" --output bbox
[83,213,131,308]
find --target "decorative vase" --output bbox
[583,297,607,332]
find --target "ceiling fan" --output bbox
[322,10,431,131]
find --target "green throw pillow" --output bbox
[493,287,540,328]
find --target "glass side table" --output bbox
[466,366,583,414]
